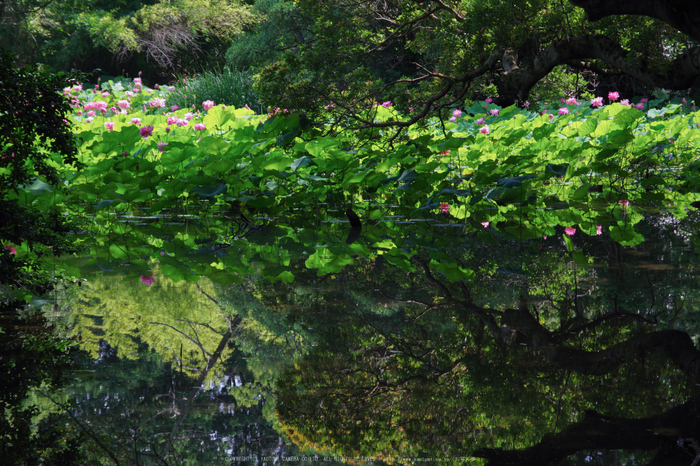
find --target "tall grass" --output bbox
[166,68,262,112]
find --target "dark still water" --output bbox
[2,213,700,465]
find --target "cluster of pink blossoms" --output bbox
[83,100,108,114]
[148,98,166,108]
[448,108,463,122]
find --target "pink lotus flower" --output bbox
[130,118,141,125]
[177,118,188,127]
[184,112,194,121]
[489,108,499,116]
[116,100,130,109]
[476,117,486,125]
[101,91,110,97]
[485,98,493,104]
[558,108,568,115]
[618,200,629,207]
[194,123,206,131]
[620,99,630,106]
[202,100,215,110]
[382,101,393,108]
[104,122,115,131]
[139,125,154,138]
[452,109,463,118]
[86,110,96,117]
[167,116,178,125]
[481,221,490,228]
[565,97,578,105]
[4,244,16,254]
[439,202,449,213]
[591,97,604,108]
[449,116,457,122]
[171,105,179,111]
[148,98,166,108]
[84,101,108,111]
[596,225,603,235]
[479,125,490,134]
[635,103,645,110]
[141,274,155,285]
[157,142,168,152]
[608,91,620,101]
[564,227,576,236]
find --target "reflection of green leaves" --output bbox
[430,260,475,282]
[191,184,226,198]
[161,263,200,283]
[23,178,52,196]
[609,223,645,246]
[544,164,568,178]
[497,175,536,188]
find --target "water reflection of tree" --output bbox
[60,307,244,463]
[43,279,292,464]
[271,243,700,464]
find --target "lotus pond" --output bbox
[2,79,700,464]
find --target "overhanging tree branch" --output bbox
[568,0,700,42]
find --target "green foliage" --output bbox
[6,0,257,74]
[167,68,261,111]
[225,0,312,71]
[0,49,84,302]
[0,49,80,189]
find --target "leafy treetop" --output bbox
[255,0,700,130]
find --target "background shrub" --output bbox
[166,68,261,112]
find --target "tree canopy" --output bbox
[0,0,255,76]
[255,0,700,129]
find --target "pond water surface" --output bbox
[3,212,700,465]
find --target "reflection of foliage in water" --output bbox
[22,209,700,463]
[28,271,313,464]
[66,265,230,382]
[269,245,699,462]
[0,303,81,463]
